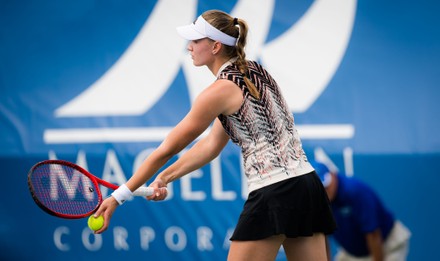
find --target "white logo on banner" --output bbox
[44,0,357,144]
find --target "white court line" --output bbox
[43,124,354,144]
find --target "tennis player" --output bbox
[95,10,336,260]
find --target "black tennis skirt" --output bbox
[230,171,337,241]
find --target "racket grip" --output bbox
[132,186,154,196]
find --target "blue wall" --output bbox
[1,0,439,260]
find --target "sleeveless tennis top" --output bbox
[217,60,313,193]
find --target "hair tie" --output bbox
[233,18,238,25]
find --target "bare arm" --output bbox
[126,79,241,192]
[366,229,384,261]
[155,119,230,184]
[125,106,213,193]
[93,79,242,233]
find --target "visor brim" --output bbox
[176,24,205,40]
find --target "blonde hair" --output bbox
[202,10,260,99]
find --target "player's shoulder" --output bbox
[193,80,241,108]
[208,79,240,95]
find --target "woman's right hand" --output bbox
[93,196,119,234]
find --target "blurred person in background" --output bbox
[311,161,411,261]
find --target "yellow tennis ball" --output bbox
[88,215,104,231]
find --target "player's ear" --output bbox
[212,41,222,55]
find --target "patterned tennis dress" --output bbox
[217,60,314,193]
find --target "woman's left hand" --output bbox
[147,178,168,201]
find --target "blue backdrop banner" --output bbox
[1,0,439,260]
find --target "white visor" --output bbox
[176,15,237,46]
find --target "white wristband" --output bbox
[111,184,133,205]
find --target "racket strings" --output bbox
[29,163,100,217]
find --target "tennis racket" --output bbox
[28,159,154,219]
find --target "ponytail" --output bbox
[202,11,260,100]
[233,18,260,100]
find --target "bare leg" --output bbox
[228,235,285,261]
[283,233,328,261]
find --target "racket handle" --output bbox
[132,186,154,196]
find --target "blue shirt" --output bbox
[331,174,395,257]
